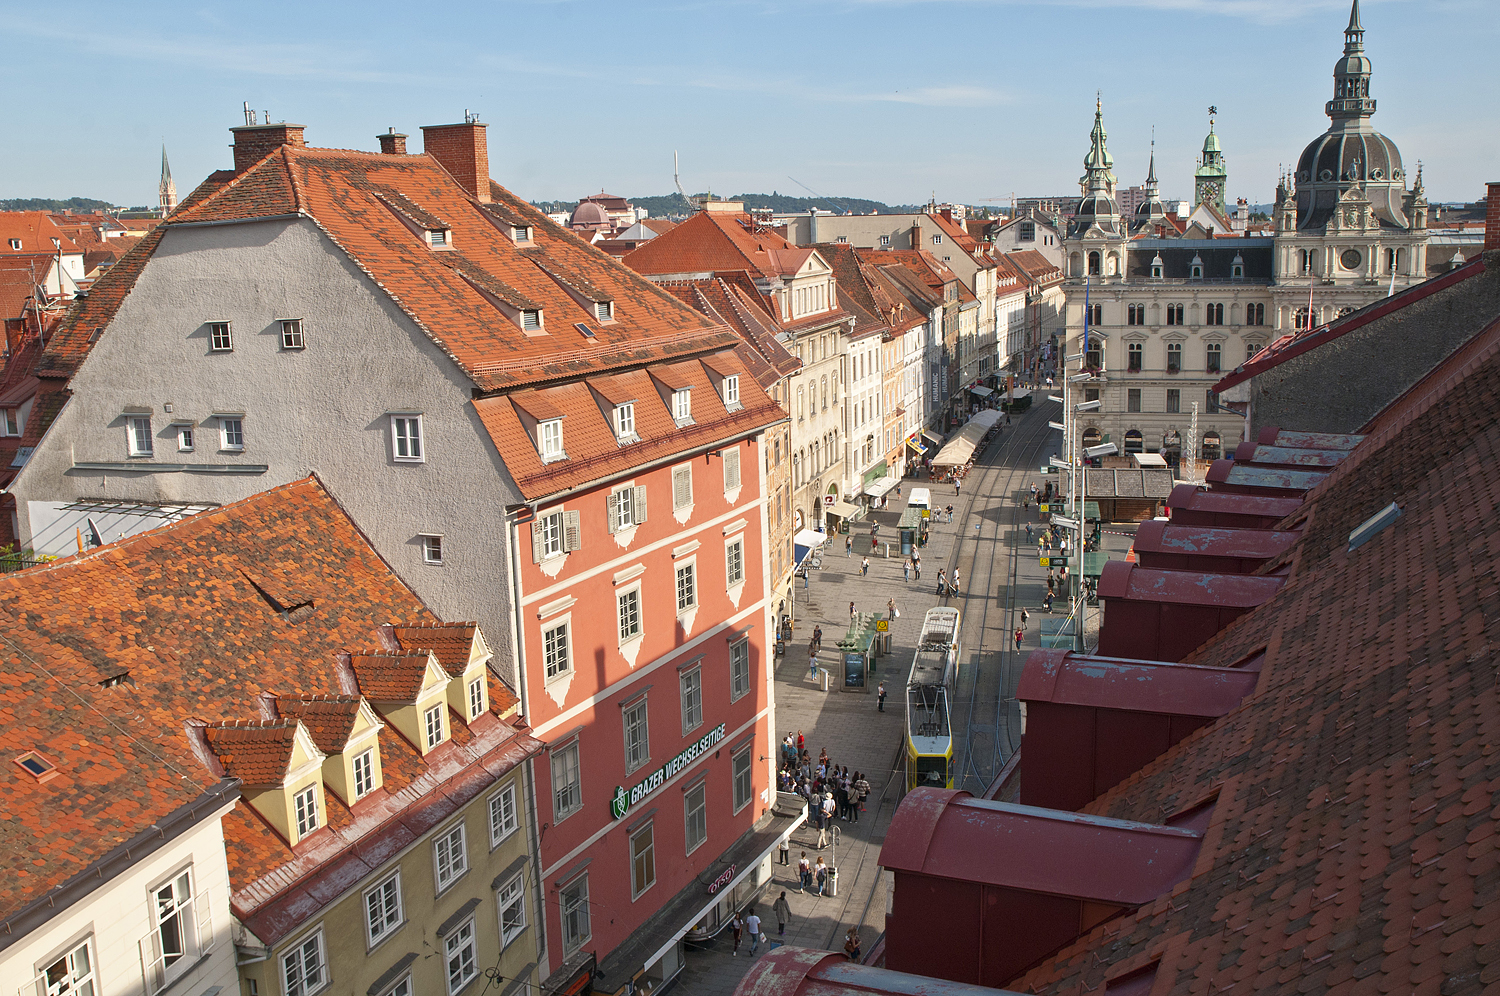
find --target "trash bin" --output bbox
[820,668,830,693]
[826,867,838,897]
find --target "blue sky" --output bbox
[2,0,1493,209]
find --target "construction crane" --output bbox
[674,151,704,213]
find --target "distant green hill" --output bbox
[625,191,904,220]
[0,196,120,213]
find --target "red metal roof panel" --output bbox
[1096,561,1285,608]
[1017,650,1259,716]
[1132,520,1301,561]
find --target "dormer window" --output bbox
[8,239,21,250]
[520,309,543,332]
[1151,255,1164,279]
[423,703,446,750]
[539,418,565,462]
[614,403,636,442]
[723,375,741,410]
[1231,253,1244,279]
[672,389,692,425]
[293,783,321,837]
[1190,254,1204,279]
[511,224,533,243]
[593,300,614,323]
[427,228,451,248]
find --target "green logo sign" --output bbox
[611,723,727,820]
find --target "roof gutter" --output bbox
[0,778,239,954]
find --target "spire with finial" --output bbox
[1080,93,1116,196]
[1345,0,1364,51]
[158,144,178,217]
[1327,0,1375,120]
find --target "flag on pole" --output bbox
[1083,273,1091,362]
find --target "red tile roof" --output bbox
[0,212,82,256]
[276,695,362,754]
[0,476,536,939]
[203,720,300,786]
[391,623,479,676]
[1006,304,1500,995]
[347,652,435,701]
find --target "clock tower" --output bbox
[1194,109,1228,217]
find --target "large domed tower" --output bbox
[1270,0,1428,325]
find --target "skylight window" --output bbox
[1348,501,1402,552]
[574,323,596,340]
[15,751,55,779]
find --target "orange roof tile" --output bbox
[347,652,433,701]
[276,696,362,753]
[203,721,300,786]
[391,623,480,677]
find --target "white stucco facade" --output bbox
[1,803,236,996]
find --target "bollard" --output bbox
[821,668,829,693]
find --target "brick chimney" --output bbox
[421,119,491,202]
[377,128,408,155]
[1486,182,1500,252]
[230,122,306,174]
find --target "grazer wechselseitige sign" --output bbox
[611,723,727,820]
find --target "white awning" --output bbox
[828,500,862,519]
[863,476,899,500]
[1133,453,1169,468]
[968,385,994,397]
[932,410,1003,466]
[794,529,828,549]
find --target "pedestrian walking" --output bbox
[951,568,961,595]
[903,557,911,581]
[822,792,836,834]
[815,857,829,895]
[849,601,856,621]
[1044,592,1054,612]
[854,771,870,813]
[798,853,811,892]
[861,556,870,577]
[746,910,763,954]
[812,626,823,652]
[1025,522,1032,540]
[779,838,790,865]
[844,927,862,961]
[797,730,805,755]
[887,597,898,619]
[877,681,887,712]
[955,479,961,496]
[1021,608,1029,626]
[935,568,946,597]
[731,911,744,955]
[809,649,818,680]
[1014,627,1024,651]
[773,892,792,936]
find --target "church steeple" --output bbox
[1080,96,1116,197]
[1194,108,1228,217]
[1069,97,1122,238]
[1133,133,1168,231]
[158,145,178,217]
[1327,0,1375,121]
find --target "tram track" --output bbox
[932,403,1057,794]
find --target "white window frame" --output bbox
[434,822,469,892]
[149,868,195,986]
[609,484,645,532]
[630,821,656,900]
[364,871,404,946]
[730,638,751,703]
[594,300,614,322]
[378,976,412,996]
[444,918,477,996]
[35,938,97,996]
[684,782,707,855]
[723,375,741,409]
[732,745,753,813]
[623,696,650,773]
[467,675,485,720]
[539,418,565,462]
[217,417,244,452]
[560,874,591,953]
[617,585,642,646]
[128,416,154,457]
[519,308,542,331]
[497,872,527,948]
[391,415,425,462]
[722,447,741,492]
[538,510,564,559]
[175,424,194,452]
[551,739,582,821]
[352,747,376,799]
[614,402,636,442]
[672,464,693,511]
[209,322,232,351]
[725,538,744,589]
[1,407,20,436]
[680,665,703,734]
[676,561,697,614]
[488,782,518,846]
[543,618,571,681]
[423,703,445,750]
[293,783,320,838]
[281,929,327,996]
[422,534,444,565]
[427,228,451,248]
[672,388,692,424]
[280,319,305,349]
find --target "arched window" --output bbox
[812,441,820,474]
[797,387,804,420]
[1124,429,1144,453]
[1295,308,1315,331]
[821,376,828,411]
[1081,427,1102,448]
[1088,251,1101,276]
[1202,431,1222,461]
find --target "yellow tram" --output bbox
[905,606,961,790]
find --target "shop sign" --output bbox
[1040,556,1069,568]
[707,864,737,894]
[611,723,727,820]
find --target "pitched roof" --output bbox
[203,720,301,786]
[1007,304,1500,996]
[390,623,479,676]
[276,695,362,754]
[0,212,82,256]
[347,651,435,700]
[0,476,534,936]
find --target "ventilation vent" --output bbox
[1348,501,1401,551]
[99,671,133,689]
[520,310,542,332]
[593,300,613,322]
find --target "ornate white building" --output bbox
[1058,0,1430,470]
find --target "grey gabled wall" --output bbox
[13,217,523,676]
